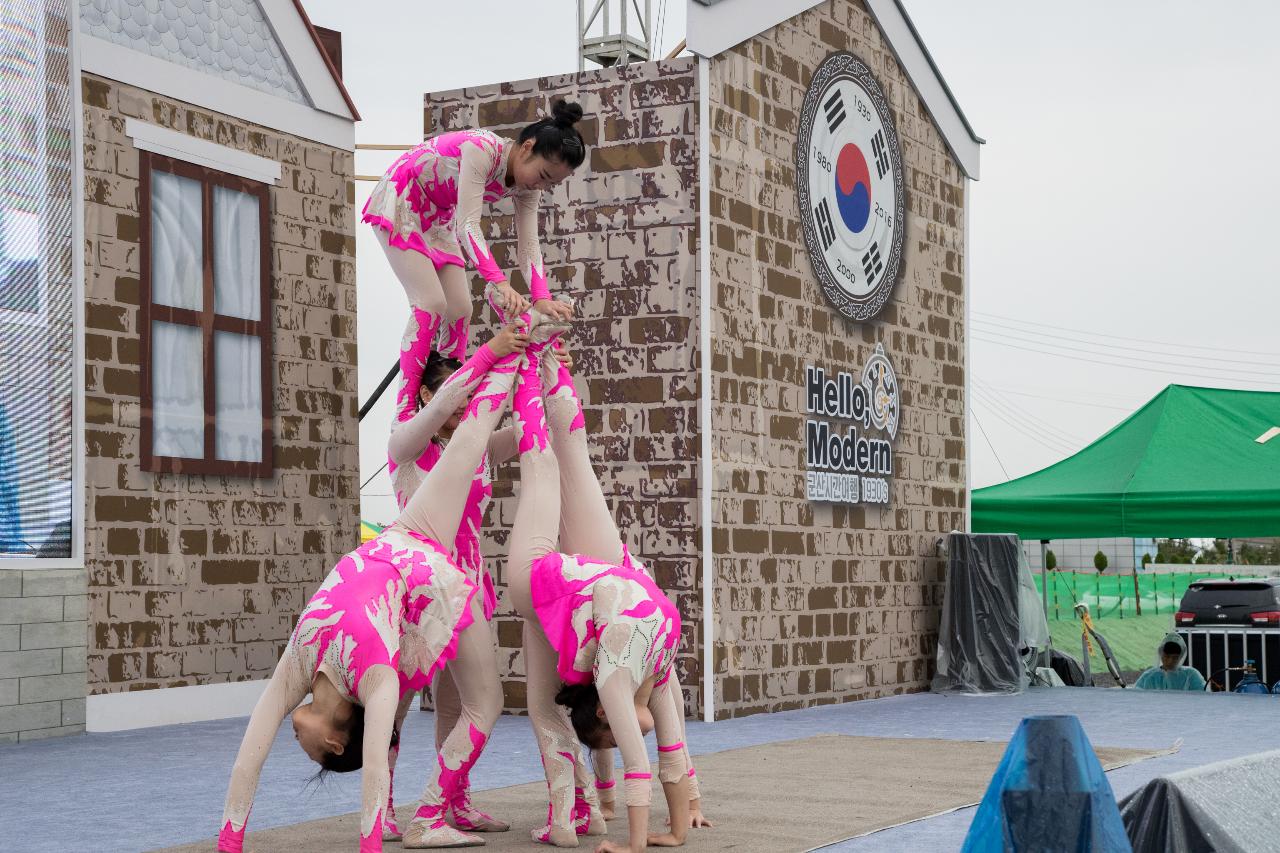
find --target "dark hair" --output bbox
[1161,641,1182,656]
[416,351,463,409]
[317,706,401,776]
[518,100,586,169]
[555,682,607,747]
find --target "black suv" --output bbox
[1175,578,1280,627]
[1175,578,1280,690]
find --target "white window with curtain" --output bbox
[1,0,78,565]
[139,150,273,477]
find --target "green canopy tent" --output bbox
[973,384,1280,539]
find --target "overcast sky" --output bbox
[300,0,1280,522]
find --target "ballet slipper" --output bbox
[525,306,571,346]
[483,281,513,324]
[402,814,486,848]
[449,797,510,833]
[531,822,579,847]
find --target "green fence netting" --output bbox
[1032,570,1272,621]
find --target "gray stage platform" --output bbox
[1,687,1275,853]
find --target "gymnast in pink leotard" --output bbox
[384,332,572,838]
[500,330,711,849]
[216,320,568,853]
[363,99,585,426]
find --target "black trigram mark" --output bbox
[823,89,847,134]
[871,130,890,179]
[862,242,883,281]
[815,199,836,250]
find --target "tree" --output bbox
[1142,553,1152,569]
[1046,550,1057,571]
[1094,551,1108,573]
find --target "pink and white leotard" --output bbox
[531,546,687,809]
[531,547,681,692]
[217,527,478,853]
[290,526,479,697]
[361,129,553,301]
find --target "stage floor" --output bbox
[2,687,1276,852]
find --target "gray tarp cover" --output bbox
[1119,748,1280,853]
[932,533,1029,693]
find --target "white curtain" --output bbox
[151,320,203,458]
[150,170,203,311]
[214,330,262,462]
[212,186,260,320]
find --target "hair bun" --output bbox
[551,100,583,128]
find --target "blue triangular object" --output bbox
[962,715,1132,852]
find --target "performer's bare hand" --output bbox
[534,297,574,321]
[552,341,574,372]
[497,282,530,316]
[490,322,530,357]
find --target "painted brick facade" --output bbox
[80,74,360,696]
[418,2,968,722]
[421,58,704,715]
[707,1,966,717]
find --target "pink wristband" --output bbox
[624,772,652,780]
[595,779,616,790]
[657,742,685,753]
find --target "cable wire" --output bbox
[972,408,1011,481]
[971,334,1280,389]
[973,318,1280,373]
[975,309,1280,359]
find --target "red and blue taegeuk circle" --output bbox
[835,143,872,233]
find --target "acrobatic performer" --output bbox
[527,351,704,827]
[362,99,584,427]
[384,342,571,840]
[503,333,712,848]
[216,319,562,852]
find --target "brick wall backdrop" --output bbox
[421,58,704,714]
[80,74,360,694]
[707,0,967,717]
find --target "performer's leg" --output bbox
[539,351,702,808]
[432,669,458,753]
[403,595,504,848]
[437,264,472,361]
[538,349,625,564]
[437,648,510,832]
[376,229,449,424]
[504,350,587,847]
[397,352,520,551]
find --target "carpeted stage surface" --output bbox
[156,734,1164,852]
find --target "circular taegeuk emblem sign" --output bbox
[796,51,906,321]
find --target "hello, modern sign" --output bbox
[804,344,900,505]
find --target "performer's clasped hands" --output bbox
[216,100,710,853]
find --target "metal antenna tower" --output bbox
[578,0,652,70]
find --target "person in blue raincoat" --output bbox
[1133,632,1206,691]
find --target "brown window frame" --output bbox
[138,151,274,478]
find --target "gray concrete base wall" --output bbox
[0,569,88,743]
